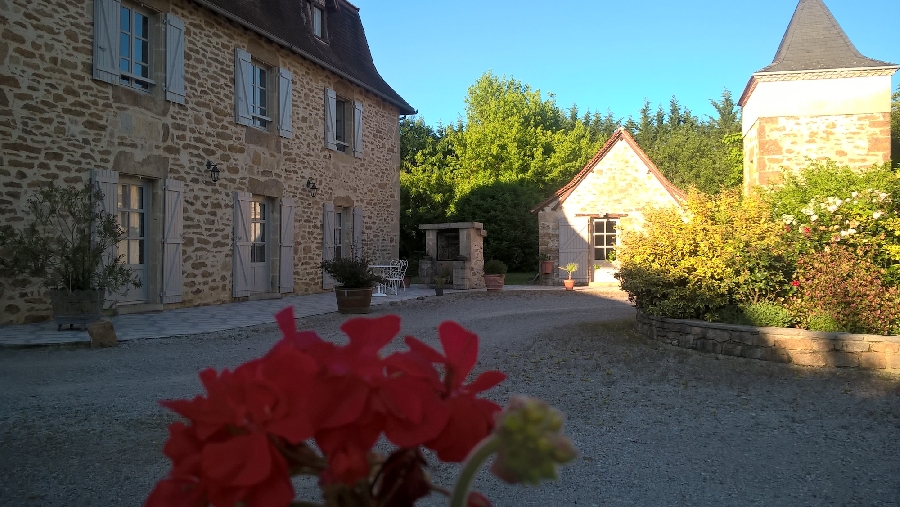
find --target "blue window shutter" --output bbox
[165,14,186,104]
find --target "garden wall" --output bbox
[635,312,900,371]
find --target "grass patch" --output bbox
[504,272,538,285]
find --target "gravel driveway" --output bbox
[1,289,898,506]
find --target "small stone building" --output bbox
[532,128,685,284]
[0,0,415,324]
[739,0,898,193]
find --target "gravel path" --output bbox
[1,289,898,506]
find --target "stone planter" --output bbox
[334,287,373,314]
[483,274,505,291]
[49,288,104,331]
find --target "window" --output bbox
[249,63,270,129]
[312,5,324,38]
[333,210,344,259]
[325,88,363,157]
[251,201,267,263]
[592,218,618,261]
[93,0,185,103]
[235,49,293,138]
[119,5,152,90]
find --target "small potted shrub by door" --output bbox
[433,268,450,296]
[321,256,383,314]
[559,262,578,290]
[483,259,507,291]
[0,183,141,330]
[539,254,554,275]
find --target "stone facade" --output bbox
[741,74,895,193]
[636,311,900,371]
[0,0,407,324]
[533,129,684,285]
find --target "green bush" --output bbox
[616,189,793,320]
[484,259,508,275]
[788,246,900,335]
[806,312,845,333]
[740,302,794,328]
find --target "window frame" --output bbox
[311,4,325,39]
[592,218,619,262]
[118,3,155,91]
[249,61,272,130]
[334,97,350,153]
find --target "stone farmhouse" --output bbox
[739,0,898,193]
[531,128,685,284]
[0,0,415,325]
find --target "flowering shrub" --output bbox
[145,309,576,507]
[787,246,900,335]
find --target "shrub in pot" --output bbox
[321,256,384,314]
[483,259,507,291]
[558,262,578,290]
[0,183,141,329]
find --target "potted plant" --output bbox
[0,183,141,330]
[539,254,554,275]
[483,259,507,291]
[433,267,451,296]
[559,262,578,290]
[321,255,384,314]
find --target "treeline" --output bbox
[400,71,742,270]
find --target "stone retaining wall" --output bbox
[635,312,900,371]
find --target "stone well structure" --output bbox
[418,223,486,289]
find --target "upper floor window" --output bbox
[235,49,293,138]
[312,5,324,38]
[324,88,363,158]
[119,5,152,90]
[249,62,270,129]
[92,0,185,104]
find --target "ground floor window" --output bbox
[592,218,618,261]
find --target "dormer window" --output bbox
[312,5,324,39]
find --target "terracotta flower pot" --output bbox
[563,279,575,291]
[484,274,505,291]
[334,286,373,314]
[540,260,554,274]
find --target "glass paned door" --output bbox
[117,182,149,303]
[249,199,269,293]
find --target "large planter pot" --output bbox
[540,260,554,274]
[49,288,104,331]
[563,279,576,291]
[334,286,373,314]
[483,274,505,291]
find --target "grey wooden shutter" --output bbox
[558,219,590,283]
[161,178,183,303]
[322,202,335,289]
[234,49,252,126]
[324,88,337,151]
[93,0,121,84]
[279,197,295,293]
[277,68,293,138]
[352,100,363,158]
[164,14,186,104]
[91,169,119,282]
[352,206,363,258]
[233,191,252,297]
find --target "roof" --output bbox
[193,0,416,115]
[530,128,686,213]
[758,0,896,73]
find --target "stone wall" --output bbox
[636,312,900,371]
[743,113,892,192]
[0,0,402,324]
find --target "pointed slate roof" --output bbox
[758,0,896,73]
[530,128,685,213]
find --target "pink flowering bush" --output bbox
[145,309,576,507]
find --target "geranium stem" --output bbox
[449,436,501,507]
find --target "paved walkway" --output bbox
[0,285,565,348]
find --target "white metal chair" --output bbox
[384,259,408,295]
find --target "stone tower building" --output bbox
[739,0,898,193]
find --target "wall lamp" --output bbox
[305,178,318,197]
[206,160,220,183]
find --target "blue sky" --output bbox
[352,0,900,127]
